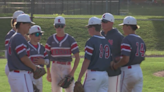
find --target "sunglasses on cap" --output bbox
[32,32,42,37]
[55,24,64,28]
[101,19,109,23]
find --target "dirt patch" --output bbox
[153,71,164,77]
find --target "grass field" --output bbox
[0,57,164,92]
[1,15,164,52]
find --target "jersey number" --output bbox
[135,42,145,57]
[99,44,110,59]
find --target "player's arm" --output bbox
[69,52,80,77]
[45,38,52,82]
[77,58,90,82]
[33,50,50,65]
[77,40,93,82]
[113,55,129,69]
[21,56,36,71]
[69,37,80,77]
[112,38,131,70]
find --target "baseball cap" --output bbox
[119,16,140,28]
[86,17,101,27]
[29,25,44,34]
[54,16,65,25]
[101,13,114,22]
[13,10,24,19]
[16,14,35,24]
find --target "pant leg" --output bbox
[64,65,74,92]
[108,75,121,92]
[98,72,109,92]
[121,65,143,92]
[35,77,43,92]
[5,63,9,76]
[84,70,103,92]
[8,71,33,92]
[51,63,62,92]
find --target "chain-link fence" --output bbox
[0,0,121,15]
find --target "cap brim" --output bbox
[119,23,124,26]
[137,25,140,29]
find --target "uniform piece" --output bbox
[120,34,146,92]
[45,33,79,92]
[84,35,112,92]
[4,29,16,76]
[58,75,74,88]
[74,81,84,92]
[28,42,49,92]
[101,29,124,92]
[7,33,33,92]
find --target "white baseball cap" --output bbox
[16,14,35,24]
[13,10,24,19]
[86,17,101,26]
[101,13,114,22]
[119,16,140,28]
[29,25,44,34]
[54,16,65,25]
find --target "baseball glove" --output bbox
[74,81,84,92]
[33,84,39,92]
[33,65,46,79]
[58,75,74,88]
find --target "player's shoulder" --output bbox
[113,28,124,37]
[5,29,15,38]
[66,33,75,39]
[39,43,46,49]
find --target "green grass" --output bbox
[1,58,164,92]
[1,16,164,51]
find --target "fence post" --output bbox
[31,0,35,21]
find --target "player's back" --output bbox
[121,34,146,66]
[85,35,112,71]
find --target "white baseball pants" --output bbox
[108,74,121,92]
[120,64,143,92]
[30,73,43,92]
[51,62,74,92]
[84,70,109,92]
[8,70,33,92]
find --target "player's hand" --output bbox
[47,72,51,82]
[33,58,45,65]
[110,61,117,70]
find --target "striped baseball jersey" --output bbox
[7,33,31,71]
[5,29,16,50]
[45,33,79,67]
[101,29,124,76]
[85,35,112,71]
[121,34,146,66]
[28,42,49,67]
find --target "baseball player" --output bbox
[28,25,49,92]
[101,13,124,92]
[111,16,146,92]
[7,14,36,92]
[77,17,113,92]
[45,16,80,92]
[4,10,24,76]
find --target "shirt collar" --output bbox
[93,35,105,39]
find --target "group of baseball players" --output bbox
[4,10,146,92]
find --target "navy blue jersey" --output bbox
[121,34,146,66]
[101,29,124,76]
[5,29,16,50]
[7,33,32,71]
[85,35,112,71]
[28,42,49,67]
[45,33,79,67]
